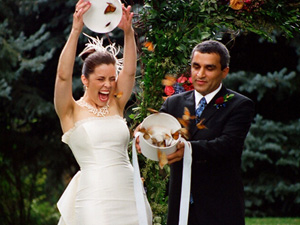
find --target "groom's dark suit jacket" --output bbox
[160,85,255,225]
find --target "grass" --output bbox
[245,218,300,225]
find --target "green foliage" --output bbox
[224,68,297,101]
[0,1,77,224]
[141,159,169,221]
[245,217,300,225]
[243,115,300,216]
[222,44,300,216]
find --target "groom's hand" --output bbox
[167,141,185,164]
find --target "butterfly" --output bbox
[147,108,159,114]
[151,137,165,147]
[139,127,153,140]
[196,118,207,130]
[143,41,154,52]
[176,107,197,139]
[157,149,168,169]
[162,96,169,101]
[178,107,196,129]
[162,74,176,86]
[114,91,123,98]
[171,127,188,140]
[171,130,180,140]
[104,2,116,14]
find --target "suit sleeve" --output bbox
[190,97,255,162]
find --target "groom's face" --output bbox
[191,51,229,96]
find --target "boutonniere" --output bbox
[214,93,235,109]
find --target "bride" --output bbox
[54,0,152,224]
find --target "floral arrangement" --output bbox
[163,74,194,97]
[214,93,235,109]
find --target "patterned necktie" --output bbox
[195,97,207,123]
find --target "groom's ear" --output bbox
[222,67,229,79]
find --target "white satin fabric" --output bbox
[57,116,152,225]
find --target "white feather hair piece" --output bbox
[79,33,124,75]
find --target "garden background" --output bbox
[0,0,299,224]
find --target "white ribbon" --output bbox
[132,136,150,225]
[178,138,192,225]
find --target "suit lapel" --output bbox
[179,92,197,139]
[184,91,196,117]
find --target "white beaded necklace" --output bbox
[77,97,109,117]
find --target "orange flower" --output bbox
[230,0,244,10]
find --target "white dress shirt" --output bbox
[194,83,222,110]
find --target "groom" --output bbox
[161,40,255,225]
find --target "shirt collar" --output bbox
[194,83,222,108]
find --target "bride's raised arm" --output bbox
[54,0,91,121]
[115,5,137,110]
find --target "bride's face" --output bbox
[83,63,117,107]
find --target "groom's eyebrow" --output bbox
[192,62,217,69]
[192,62,200,67]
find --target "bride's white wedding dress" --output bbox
[57,116,152,225]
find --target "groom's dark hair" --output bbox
[191,40,230,70]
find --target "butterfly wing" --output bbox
[114,91,123,98]
[104,3,116,14]
[196,119,207,130]
[157,149,168,169]
[162,75,176,86]
[147,108,159,114]
[143,41,154,52]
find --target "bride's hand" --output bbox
[72,0,91,32]
[118,4,134,34]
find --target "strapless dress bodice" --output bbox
[62,116,130,170]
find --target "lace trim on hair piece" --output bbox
[79,33,124,76]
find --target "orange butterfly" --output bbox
[157,149,168,169]
[172,128,189,140]
[178,107,196,128]
[162,74,176,86]
[180,127,189,140]
[139,127,153,140]
[177,107,197,139]
[151,137,165,147]
[171,130,180,140]
[196,118,207,130]
[114,91,123,98]
[147,108,159,114]
[143,41,154,52]
[162,96,169,101]
[104,2,116,14]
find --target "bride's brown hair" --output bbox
[80,49,116,79]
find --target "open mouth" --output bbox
[99,91,109,102]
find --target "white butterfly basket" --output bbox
[139,113,181,161]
